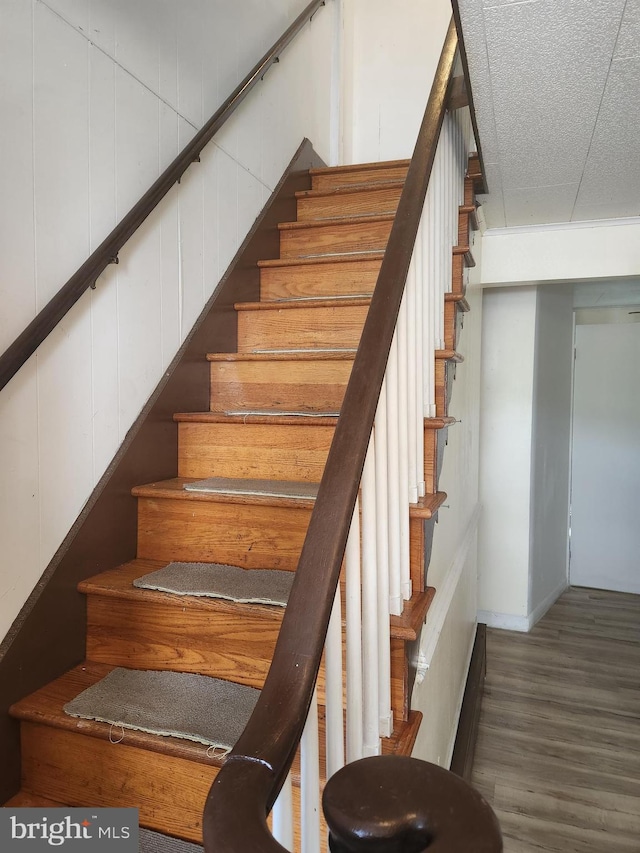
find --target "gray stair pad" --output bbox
[64,668,259,751]
[134,562,294,607]
[139,829,203,853]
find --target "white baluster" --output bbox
[325,584,344,780]
[272,772,294,850]
[361,434,380,756]
[374,390,392,738]
[397,292,411,601]
[345,498,363,762]
[385,335,403,616]
[300,687,321,853]
[406,253,418,504]
[415,214,426,498]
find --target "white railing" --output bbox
[270,105,475,851]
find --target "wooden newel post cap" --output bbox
[322,755,502,853]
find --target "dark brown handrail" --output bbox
[203,19,465,853]
[0,0,325,394]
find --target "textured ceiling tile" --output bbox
[482,0,626,189]
[572,199,640,221]
[477,162,506,228]
[503,183,579,227]
[614,0,640,59]
[575,56,640,207]
[457,0,501,164]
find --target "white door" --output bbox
[570,312,640,593]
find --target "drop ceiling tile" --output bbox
[572,199,640,221]
[458,0,501,163]
[482,0,625,188]
[503,183,579,227]
[614,0,640,59]
[575,56,640,207]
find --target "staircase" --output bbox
[4,158,478,848]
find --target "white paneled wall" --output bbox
[0,0,333,642]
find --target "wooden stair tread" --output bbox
[79,560,285,618]
[391,588,436,641]
[174,411,339,426]
[11,662,421,779]
[207,350,355,362]
[424,416,457,429]
[258,251,384,269]
[459,204,479,231]
[132,478,317,509]
[444,292,470,312]
[409,491,448,520]
[234,295,371,311]
[452,244,476,267]
[10,663,229,769]
[80,559,426,643]
[435,349,464,363]
[309,159,410,177]
[278,213,395,232]
[295,181,404,200]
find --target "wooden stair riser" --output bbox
[458,210,471,247]
[464,175,474,208]
[19,722,215,844]
[209,357,353,413]
[237,303,369,352]
[84,596,408,723]
[178,419,444,487]
[451,253,466,296]
[424,429,439,494]
[444,300,465,351]
[259,257,381,301]
[279,218,393,258]
[137,497,311,570]
[296,184,402,221]
[310,162,409,191]
[435,359,448,418]
[178,421,334,482]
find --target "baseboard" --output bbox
[477,610,530,632]
[528,580,567,629]
[449,623,486,782]
[0,138,325,805]
[478,578,567,633]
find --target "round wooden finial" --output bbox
[322,755,502,853]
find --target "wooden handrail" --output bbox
[203,19,474,853]
[0,0,326,394]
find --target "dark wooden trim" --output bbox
[450,623,487,782]
[204,20,460,853]
[0,0,326,394]
[0,138,325,806]
[451,0,489,194]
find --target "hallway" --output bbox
[472,587,640,852]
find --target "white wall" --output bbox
[0,0,335,643]
[481,218,640,286]
[477,286,536,627]
[528,284,573,620]
[412,271,483,767]
[341,0,452,163]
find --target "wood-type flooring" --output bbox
[472,586,640,852]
